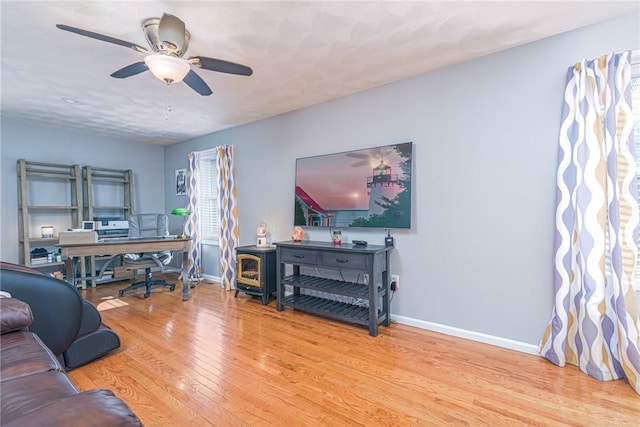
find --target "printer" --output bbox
[92,218,129,236]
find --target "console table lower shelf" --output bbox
[280,294,386,326]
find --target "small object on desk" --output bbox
[352,240,367,246]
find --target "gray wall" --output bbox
[0,119,165,262]
[0,13,635,348]
[164,13,639,346]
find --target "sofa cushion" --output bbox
[0,332,64,381]
[0,298,33,334]
[0,371,79,424]
[2,388,143,427]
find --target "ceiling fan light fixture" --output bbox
[144,54,190,84]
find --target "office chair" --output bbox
[119,213,175,298]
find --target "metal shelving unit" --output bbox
[82,166,135,287]
[16,159,85,279]
[83,166,134,222]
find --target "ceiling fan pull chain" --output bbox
[165,83,172,121]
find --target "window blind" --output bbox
[197,150,219,244]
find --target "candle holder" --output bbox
[256,222,268,247]
[41,225,54,238]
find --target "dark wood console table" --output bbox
[275,240,392,336]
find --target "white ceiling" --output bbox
[1,1,638,146]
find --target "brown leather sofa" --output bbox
[0,297,142,426]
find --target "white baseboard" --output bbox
[391,314,540,356]
[194,278,540,356]
[201,274,221,284]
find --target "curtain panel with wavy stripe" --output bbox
[216,145,239,290]
[540,51,640,394]
[185,151,202,280]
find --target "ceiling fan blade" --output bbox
[111,62,148,79]
[56,24,149,53]
[158,13,186,51]
[183,70,213,96]
[190,56,253,76]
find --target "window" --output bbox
[196,150,219,244]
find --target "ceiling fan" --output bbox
[56,13,253,96]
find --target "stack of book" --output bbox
[30,256,50,265]
[30,248,50,265]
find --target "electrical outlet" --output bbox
[391,274,399,291]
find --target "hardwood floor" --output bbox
[69,274,640,426]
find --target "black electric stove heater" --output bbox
[235,245,276,305]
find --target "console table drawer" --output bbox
[280,248,319,265]
[320,252,367,270]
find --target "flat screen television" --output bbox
[294,142,413,229]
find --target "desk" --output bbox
[57,238,192,301]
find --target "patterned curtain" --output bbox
[216,145,239,290]
[185,151,201,280]
[540,51,640,394]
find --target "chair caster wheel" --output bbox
[118,290,124,297]
[170,285,176,291]
[144,293,150,299]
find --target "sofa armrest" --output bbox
[0,298,33,334]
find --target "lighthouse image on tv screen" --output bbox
[294,142,412,229]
